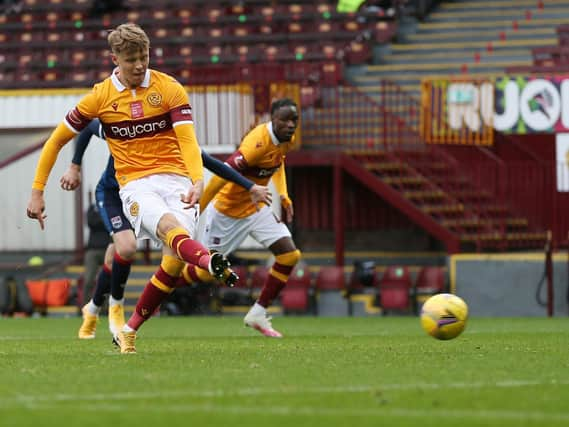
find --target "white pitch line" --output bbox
[10,401,569,422]
[3,379,569,407]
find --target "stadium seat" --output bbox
[378,266,412,314]
[250,265,270,292]
[280,264,312,314]
[26,279,71,309]
[413,266,447,314]
[315,266,348,316]
[217,265,251,307]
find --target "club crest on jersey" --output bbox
[129,202,139,217]
[112,102,118,111]
[111,216,123,229]
[147,92,162,107]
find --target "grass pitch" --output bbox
[0,316,567,427]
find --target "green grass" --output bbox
[0,316,568,427]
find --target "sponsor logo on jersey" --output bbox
[257,166,279,177]
[111,216,123,229]
[147,92,162,107]
[129,202,139,217]
[130,101,144,119]
[112,102,119,111]
[106,114,171,139]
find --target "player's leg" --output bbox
[121,174,235,284]
[103,189,137,336]
[107,229,136,336]
[117,246,185,354]
[244,207,301,338]
[78,244,114,339]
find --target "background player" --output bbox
[197,98,301,338]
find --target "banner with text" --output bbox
[422,75,569,139]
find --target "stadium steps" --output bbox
[350,0,569,100]
[347,149,547,251]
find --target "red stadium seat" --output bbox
[378,266,412,314]
[280,265,312,314]
[413,266,447,313]
[250,265,270,290]
[315,266,348,316]
[216,265,252,309]
[316,266,345,291]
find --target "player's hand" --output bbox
[281,195,294,223]
[60,164,81,191]
[249,184,272,210]
[27,189,47,230]
[181,179,204,209]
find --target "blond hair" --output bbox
[107,23,150,55]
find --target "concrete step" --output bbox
[427,8,569,23]
[439,0,569,10]
[406,27,555,43]
[379,49,532,65]
[418,17,569,32]
[363,59,530,74]
[391,37,557,52]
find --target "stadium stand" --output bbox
[1,0,565,317]
[0,0,398,88]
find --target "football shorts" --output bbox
[96,187,132,235]
[119,173,199,244]
[203,204,291,254]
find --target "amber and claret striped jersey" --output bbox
[64,68,202,186]
[214,122,297,218]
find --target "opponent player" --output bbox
[27,23,235,353]
[195,98,301,338]
[61,119,271,339]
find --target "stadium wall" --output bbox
[0,86,255,150]
[450,253,569,317]
[0,87,255,251]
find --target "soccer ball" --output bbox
[420,293,468,340]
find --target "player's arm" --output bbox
[27,123,79,229]
[173,122,204,208]
[169,85,205,208]
[60,119,103,191]
[272,161,294,223]
[28,91,98,229]
[201,151,272,208]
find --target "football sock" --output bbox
[165,227,211,270]
[110,252,132,300]
[248,302,266,316]
[92,264,111,307]
[257,250,301,308]
[175,264,214,288]
[126,255,184,331]
[85,300,100,315]
[109,296,124,307]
